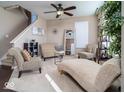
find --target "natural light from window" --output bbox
[75,21,89,48]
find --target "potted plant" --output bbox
[98,1,124,58]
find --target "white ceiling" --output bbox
[0,1,104,20]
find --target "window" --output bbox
[75,21,88,48]
[31,13,38,23]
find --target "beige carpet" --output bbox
[5,56,84,92]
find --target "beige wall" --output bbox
[0,6,98,57]
[0,7,28,58]
[13,16,47,50]
[46,16,98,47]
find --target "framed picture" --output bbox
[32,27,44,35]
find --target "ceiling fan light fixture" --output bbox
[57,10,63,15]
[45,3,76,18]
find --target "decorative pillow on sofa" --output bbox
[22,50,31,61]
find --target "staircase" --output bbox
[1,55,14,67]
[1,5,32,67]
[4,5,31,25]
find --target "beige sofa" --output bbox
[78,44,98,61]
[57,58,120,92]
[8,47,42,78]
[40,43,57,61]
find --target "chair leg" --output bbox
[44,58,45,61]
[18,71,22,78]
[94,58,96,62]
[78,56,80,59]
[39,68,41,73]
[118,87,120,91]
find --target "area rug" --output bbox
[4,69,56,92]
[4,56,83,92]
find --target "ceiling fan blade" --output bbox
[51,4,58,10]
[64,12,73,16]
[56,14,60,18]
[44,11,57,13]
[64,6,76,11]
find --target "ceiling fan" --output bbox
[44,3,76,18]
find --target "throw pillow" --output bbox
[22,50,31,61]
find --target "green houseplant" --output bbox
[97,1,124,57]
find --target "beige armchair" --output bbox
[40,43,57,61]
[78,44,98,61]
[8,47,42,78]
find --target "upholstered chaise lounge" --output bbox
[58,58,120,92]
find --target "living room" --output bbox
[0,1,123,92]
